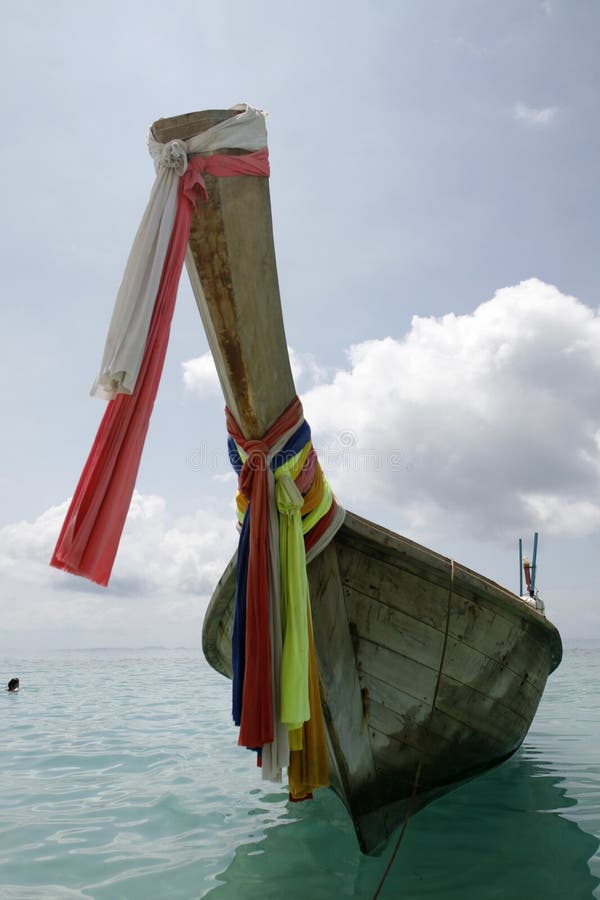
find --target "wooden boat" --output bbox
[151,108,563,854]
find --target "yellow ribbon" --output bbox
[275,469,310,731]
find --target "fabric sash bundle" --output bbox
[51,105,269,584]
[227,397,344,791]
[50,103,345,797]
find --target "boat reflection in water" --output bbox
[207,744,599,899]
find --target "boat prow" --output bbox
[203,510,562,853]
[149,107,563,854]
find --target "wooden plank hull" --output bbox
[150,108,563,854]
[203,511,562,853]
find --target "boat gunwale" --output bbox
[202,509,563,678]
[341,511,563,672]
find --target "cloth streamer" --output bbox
[226,397,306,749]
[51,103,345,799]
[92,104,268,401]
[288,614,329,800]
[51,110,270,585]
[227,398,345,790]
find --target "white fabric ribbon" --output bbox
[158,139,188,175]
[91,103,268,401]
[259,417,303,783]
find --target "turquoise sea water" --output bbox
[1,643,598,899]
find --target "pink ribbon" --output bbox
[51,147,270,586]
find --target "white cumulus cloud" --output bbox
[0,492,237,597]
[287,347,329,389]
[182,347,328,397]
[182,353,221,395]
[514,102,558,126]
[0,492,239,649]
[302,279,600,540]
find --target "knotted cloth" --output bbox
[51,105,270,585]
[91,104,268,401]
[50,103,345,797]
[227,397,344,791]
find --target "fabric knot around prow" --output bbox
[159,139,188,175]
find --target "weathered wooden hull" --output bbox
[150,107,563,854]
[203,511,562,853]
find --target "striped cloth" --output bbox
[227,397,344,792]
[50,104,345,799]
[51,147,271,586]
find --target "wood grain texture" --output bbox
[201,510,562,853]
[151,110,295,438]
[160,108,563,854]
[306,542,386,851]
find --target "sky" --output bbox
[1,0,599,651]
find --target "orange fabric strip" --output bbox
[288,613,329,799]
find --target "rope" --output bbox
[371,762,422,900]
[371,559,455,899]
[431,558,455,715]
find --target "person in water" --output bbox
[7,678,19,692]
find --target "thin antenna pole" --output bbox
[519,538,523,595]
[531,532,539,595]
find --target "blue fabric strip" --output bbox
[229,418,311,729]
[270,420,311,471]
[232,508,250,726]
[228,436,243,475]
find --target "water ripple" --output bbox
[1,645,598,898]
